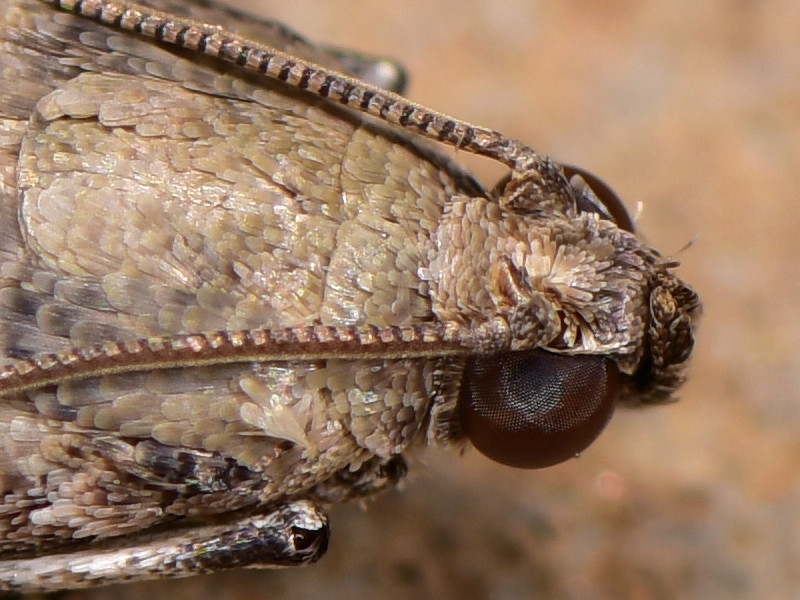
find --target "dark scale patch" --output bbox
[74,1,96,20]
[155,22,170,42]
[0,287,42,321]
[133,17,145,34]
[130,440,265,495]
[399,106,415,126]
[359,90,375,110]
[63,439,87,462]
[258,54,274,74]
[311,455,408,503]
[36,303,85,338]
[30,388,80,421]
[53,279,113,312]
[197,33,211,53]
[175,26,192,47]
[379,99,395,118]
[318,75,336,96]
[278,61,296,82]
[218,40,242,63]
[418,112,434,133]
[235,46,252,66]
[186,517,329,570]
[111,10,125,28]
[461,126,476,147]
[439,119,455,140]
[298,67,312,89]
[340,83,356,103]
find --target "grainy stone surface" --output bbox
[50,1,800,598]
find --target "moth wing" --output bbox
[0,354,435,553]
[0,0,470,553]
[1,6,475,357]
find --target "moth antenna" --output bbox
[47,0,550,174]
[0,324,471,396]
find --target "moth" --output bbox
[0,0,700,592]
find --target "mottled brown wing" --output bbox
[0,0,479,553]
[0,357,438,554]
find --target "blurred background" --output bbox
[71,1,799,598]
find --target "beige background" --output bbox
[73,1,799,599]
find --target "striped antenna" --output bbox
[46,0,548,175]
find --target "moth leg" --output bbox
[312,455,409,504]
[324,47,409,93]
[0,500,328,593]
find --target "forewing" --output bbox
[0,356,436,554]
[0,0,479,553]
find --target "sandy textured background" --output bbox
[68,1,798,599]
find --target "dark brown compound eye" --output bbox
[459,350,619,469]
[562,165,635,233]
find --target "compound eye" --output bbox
[459,350,619,469]
[562,165,635,233]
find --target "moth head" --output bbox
[449,164,700,469]
[563,166,702,404]
[625,268,701,403]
